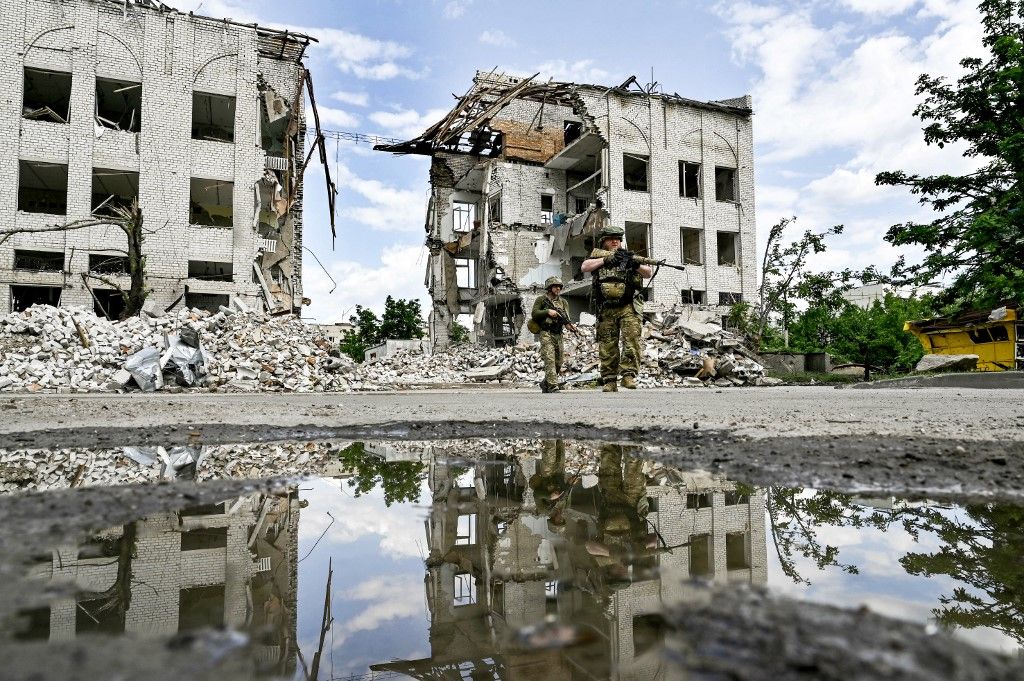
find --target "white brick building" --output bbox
[0,0,317,317]
[377,71,756,348]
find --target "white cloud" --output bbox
[479,29,516,47]
[368,107,450,139]
[534,59,611,84]
[333,162,428,233]
[331,90,370,107]
[442,0,474,19]
[840,0,919,16]
[333,575,424,646]
[317,106,360,129]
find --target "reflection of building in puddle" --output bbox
[372,440,767,679]
[16,489,301,677]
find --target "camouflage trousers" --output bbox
[597,304,642,384]
[539,330,564,388]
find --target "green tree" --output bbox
[336,442,425,506]
[338,297,425,362]
[876,0,1024,308]
[339,306,381,362]
[450,319,470,344]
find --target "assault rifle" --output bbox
[547,301,580,335]
[599,248,687,273]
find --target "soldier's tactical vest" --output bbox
[591,249,644,309]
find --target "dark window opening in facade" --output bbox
[188,260,234,282]
[625,221,650,258]
[724,490,750,505]
[92,168,139,215]
[623,153,649,192]
[681,289,705,305]
[260,88,291,154]
[180,502,226,517]
[719,292,743,306]
[574,197,589,214]
[681,228,703,265]
[563,120,583,146]
[190,178,234,227]
[13,607,50,641]
[192,92,236,143]
[18,160,68,215]
[541,194,553,224]
[179,584,225,632]
[95,78,142,132]
[14,250,64,272]
[185,292,229,313]
[23,68,72,124]
[89,253,129,274]
[487,193,501,223]
[634,614,667,657]
[715,166,737,202]
[77,598,125,634]
[455,258,476,289]
[726,532,751,570]
[453,572,477,607]
[679,161,701,199]
[717,232,738,266]
[687,492,712,509]
[453,200,475,233]
[689,533,712,576]
[92,289,126,320]
[11,285,62,312]
[180,526,228,551]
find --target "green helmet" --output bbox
[545,276,563,290]
[598,225,625,243]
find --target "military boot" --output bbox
[602,381,618,393]
[621,375,637,389]
[540,380,550,393]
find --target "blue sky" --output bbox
[174,0,987,322]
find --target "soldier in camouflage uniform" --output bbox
[581,226,657,391]
[531,276,572,393]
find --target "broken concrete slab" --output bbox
[464,364,511,381]
[915,353,980,373]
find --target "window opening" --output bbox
[689,534,712,576]
[540,194,553,224]
[192,92,236,143]
[453,201,475,233]
[717,232,738,266]
[719,292,743,306]
[190,178,234,227]
[185,292,229,313]
[687,492,712,509]
[188,260,234,282]
[92,290,126,320]
[455,514,477,546]
[454,258,476,289]
[14,250,63,271]
[574,197,589,214]
[679,161,700,198]
[178,584,225,631]
[180,526,228,551]
[724,490,749,505]
[23,68,72,123]
[487,193,501,223]
[18,160,68,215]
[11,285,62,312]
[633,614,667,657]
[681,228,703,265]
[625,221,651,258]
[715,167,737,202]
[563,120,582,146]
[92,168,139,215]
[453,572,477,606]
[726,532,751,570]
[967,328,993,344]
[89,254,129,274]
[989,325,1010,342]
[95,78,142,132]
[623,153,649,192]
[681,289,705,305]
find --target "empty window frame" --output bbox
[563,120,583,146]
[725,532,751,570]
[92,289,126,320]
[180,526,228,551]
[686,492,712,509]
[717,232,738,266]
[23,68,72,123]
[452,200,476,233]
[633,614,667,657]
[92,168,139,215]
[18,160,68,215]
[680,228,704,265]
[623,153,649,192]
[11,285,62,312]
[188,260,234,282]
[719,292,743,305]
[680,289,705,305]
[178,585,225,632]
[679,161,700,199]
[487,193,502,223]
[724,490,749,505]
[89,254,129,274]
[454,258,476,289]
[453,572,477,607]
[95,78,142,132]
[455,514,477,546]
[185,292,229,313]
[689,534,712,576]
[14,250,64,272]
[625,221,651,257]
[715,167,737,202]
[574,197,589,214]
[540,194,553,224]
[190,178,234,227]
[77,598,125,634]
[192,92,236,143]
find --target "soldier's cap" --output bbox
[597,225,625,242]
[545,276,563,290]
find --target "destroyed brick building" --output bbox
[0,0,331,317]
[377,71,756,347]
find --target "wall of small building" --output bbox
[0,0,306,316]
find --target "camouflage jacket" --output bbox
[532,294,569,333]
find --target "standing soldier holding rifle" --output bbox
[581,225,684,392]
[530,276,576,393]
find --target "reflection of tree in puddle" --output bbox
[768,487,1024,644]
[335,442,426,506]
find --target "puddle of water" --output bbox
[1,439,1021,678]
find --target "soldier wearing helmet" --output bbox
[531,275,572,393]
[580,226,657,391]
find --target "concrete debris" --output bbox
[914,353,980,373]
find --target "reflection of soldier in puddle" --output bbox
[529,440,572,527]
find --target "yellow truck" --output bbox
[904,304,1022,371]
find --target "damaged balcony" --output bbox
[544,130,603,172]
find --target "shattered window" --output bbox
[715,167,737,202]
[717,232,738,266]
[623,153,649,192]
[14,250,64,272]
[23,67,72,124]
[92,168,139,215]
[95,78,142,132]
[192,92,236,143]
[679,161,701,198]
[188,260,234,282]
[681,228,703,264]
[681,289,705,305]
[11,285,62,312]
[18,160,68,215]
[190,178,234,227]
[719,292,743,305]
[541,194,553,224]
[453,201,476,233]
[454,258,476,289]
[89,254,129,274]
[989,325,1010,342]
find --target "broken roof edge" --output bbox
[95,0,319,51]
